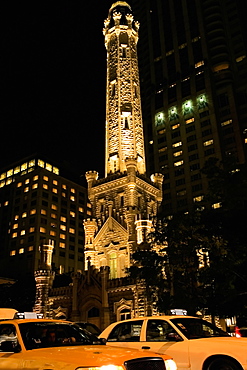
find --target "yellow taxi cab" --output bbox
[99,315,247,370]
[0,312,177,370]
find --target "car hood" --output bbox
[25,345,165,366]
[188,336,247,352]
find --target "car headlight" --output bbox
[164,359,177,370]
[76,366,124,370]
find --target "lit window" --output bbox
[32,183,38,189]
[40,227,46,233]
[12,232,17,238]
[70,211,75,217]
[14,215,19,220]
[10,250,16,256]
[172,141,182,148]
[195,61,204,68]
[38,160,45,168]
[14,166,20,174]
[33,175,39,181]
[59,242,66,249]
[87,210,92,215]
[43,175,49,181]
[221,119,232,127]
[0,173,6,180]
[22,212,27,218]
[45,163,52,172]
[30,209,36,215]
[173,151,183,157]
[149,140,153,144]
[78,207,84,213]
[51,213,57,219]
[60,234,66,239]
[71,188,75,193]
[236,55,246,63]
[70,195,75,201]
[41,209,47,215]
[51,204,57,210]
[25,179,30,184]
[193,195,204,202]
[53,167,59,175]
[171,123,180,130]
[62,192,66,197]
[157,129,166,135]
[50,230,56,236]
[13,224,18,229]
[7,169,13,177]
[69,228,75,234]
[174,160,184,167]
[185,118,194,124]
[52,188,58,193]
[158,147,167,153]
[6,178,12,185]
[20,230,25,235]
[21,163,28,171]
[28,159,35,167]
[28,246,33,251]
[212,202,221,209]
[43,184,48,190]
[24,187,29,193]
[60,216,66,222]
[0,181,5,188]
[51,222,57,228]
[29,227,35,233]
[19,248,24,254]
[4,201,8,206]
[17,182,22,188]
[62,184,67,189]
[53,180,58,185]
[203,139,214,146]
[60,225,66,231]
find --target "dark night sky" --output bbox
[2,1,119,179]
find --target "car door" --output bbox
[105,320,144,350]
[143,319,190,370]
[0,323,22,369]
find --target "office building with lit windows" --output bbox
[131,0,247,214]
[0,155,89,279]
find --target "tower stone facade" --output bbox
[84,2,163,281]
[34,239,55,318]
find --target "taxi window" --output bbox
[0,324,18,352]
[108,321,143,342]
[146,320,182,342]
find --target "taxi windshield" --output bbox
[170,318,229,339]
[19,322,102,350]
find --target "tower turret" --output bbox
[104,2,146,176]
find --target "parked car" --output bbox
[235,326,247,338]
[0,315,177,370]
[75,321,101,336]
[99,315,247,370]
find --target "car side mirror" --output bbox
[1,340,21,353]
[99,337,107,344]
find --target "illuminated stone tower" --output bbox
[104,1,145,176]
[84,2,163,280]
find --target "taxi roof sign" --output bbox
[0,308,18,319]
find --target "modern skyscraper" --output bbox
[0,155,89,279]
[131,0,247,214]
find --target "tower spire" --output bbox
[103,2,146,177]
